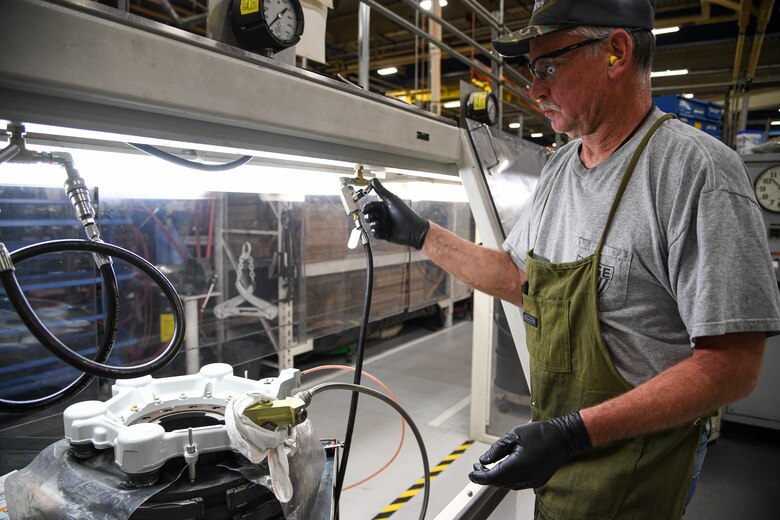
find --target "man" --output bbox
[362,0,780,518]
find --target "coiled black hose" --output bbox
[1,239,185,380]
[0,262,119,414]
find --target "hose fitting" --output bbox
[0,243,14,273]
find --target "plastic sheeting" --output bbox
[5,440,186,520]
[226,420,326,520]
[5,420,326,520]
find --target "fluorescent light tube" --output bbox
[651,69,688,78]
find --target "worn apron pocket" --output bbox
[522,295,571,373]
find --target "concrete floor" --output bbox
[301,320,490,520]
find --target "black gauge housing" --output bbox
[229,0,305,54]
[466,92,499,126]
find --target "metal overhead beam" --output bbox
[0,0,462,172]
[731,0,753,84]
[746,0,776,81]
[654,0,711,27]
[707,0,743,11]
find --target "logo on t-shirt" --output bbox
[597,263,614,296]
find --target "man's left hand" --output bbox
[468,411,591,489]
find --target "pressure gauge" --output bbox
[466,92,499,126]
[754,165,780,213]
[230,0,305,54]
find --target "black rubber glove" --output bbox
[361,178,430,250]
[468,411,591,490]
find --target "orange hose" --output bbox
[301,364,406,491]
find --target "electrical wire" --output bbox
[138,202,190,262]
[1,239,185,379]
[128,143,253,172]
[0,262,120,413]
[302,382,430,520]
[301,364,406,491]
[333,230,373,515]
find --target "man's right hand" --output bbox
[362,179,430,250]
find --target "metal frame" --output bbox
[0,0,461,174]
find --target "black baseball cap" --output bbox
[493,0,656,58]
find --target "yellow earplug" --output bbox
[609,55,618,65]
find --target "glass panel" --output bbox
[488,299,532,436]
[465,121,547,438]
[0,138,476,476]
[466,121,547,235]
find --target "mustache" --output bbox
[538,101,560,112]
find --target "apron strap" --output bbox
[595,113,675,256]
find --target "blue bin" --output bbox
[654,95,708,119]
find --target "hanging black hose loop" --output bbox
[1,239,185,380]
[333,230,373,515]
[0,263,120,414]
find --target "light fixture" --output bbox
[530,132,543,138]
[651,69,688,78]
[420,0,447,10]
[0,145,348,200]
[443,100,461,109]
[652,26,679,35]
[383,180,466,203]
[771,121,780,126]
[377,67,398,76]
[9,121,357,170]
[683,93,695,99]
[508,122,521,129]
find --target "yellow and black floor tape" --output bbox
[371,439,475,519]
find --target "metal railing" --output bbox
[356,0,537,113]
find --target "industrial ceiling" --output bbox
[107,0,779,143]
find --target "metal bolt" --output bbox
[179,393,187,400]
[467,490,474,497]
[130,404,138,412]
[153,396,161,404]
[117,415,125,423]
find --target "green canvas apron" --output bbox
[523,114,703,520]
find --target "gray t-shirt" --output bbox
[503,108,780,386]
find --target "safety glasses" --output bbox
[528,35,609,81]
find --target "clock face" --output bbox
[754,165,780,213]
[263,0,299,44]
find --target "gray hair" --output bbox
[566,26,655,88]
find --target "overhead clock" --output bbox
[754,165,780,213]
[230,0,305,55]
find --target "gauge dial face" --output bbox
[263,0,299,44]
[755,165,780,213]
[486,95,498,126]
[467,92,498,126]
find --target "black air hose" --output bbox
[1,239,185,380]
